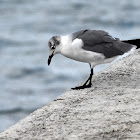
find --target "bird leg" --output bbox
[83,68,93,86]
[72,68,93,90]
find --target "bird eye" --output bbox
[51,45,55,50]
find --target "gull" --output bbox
[48,29,140,90]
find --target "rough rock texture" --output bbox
[0,49,140,140]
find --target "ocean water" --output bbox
[0,0,140,132]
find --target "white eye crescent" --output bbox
[51,45,55,50]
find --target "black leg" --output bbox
[72,68,93,90]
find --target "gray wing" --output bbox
[72,29,133,58]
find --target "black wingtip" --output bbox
[122,39,140,49]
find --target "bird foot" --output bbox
[71,83,92,90]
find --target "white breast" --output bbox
[60,36,105,65]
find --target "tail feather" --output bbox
[122,39,140,49]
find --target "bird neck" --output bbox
[59,35,73,57]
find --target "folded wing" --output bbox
[72,29,133,58]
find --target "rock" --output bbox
[0,49,140,140]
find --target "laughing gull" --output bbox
[48,29,140,90]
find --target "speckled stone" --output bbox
[0,49,140,140]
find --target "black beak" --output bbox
[48,52,54,65]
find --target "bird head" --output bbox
[48,36,60,65]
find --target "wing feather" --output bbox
[72,29,133,58]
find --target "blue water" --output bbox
[0,0,140,132]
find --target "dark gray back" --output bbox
[72,29,133,58]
